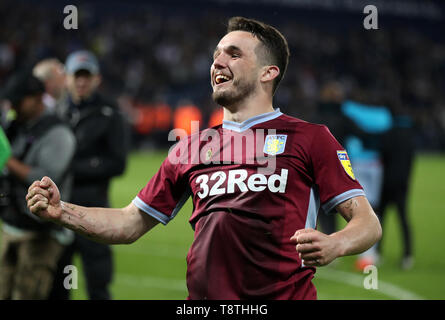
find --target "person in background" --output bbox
[377,104,416,270]
[32,58,68,114]
[0,126,11,170]
[313,82,371,237]
[339,98,393,270]
[0,71,75,299]
[49,50,129,300]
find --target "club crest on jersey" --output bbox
[264,135,287,156]
[337,150,355,180]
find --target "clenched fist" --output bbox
[290,228,342,267]
[26,176,62,221]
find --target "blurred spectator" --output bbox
[49,50,129,300]
[134,102,155,136]
[0,1,443,151]
[339,99,393,270]
[32,58,68,114]
[0,126,10,170]
[208,108,224,128]
[377,103,417,270]
[0,71,76,299]
[151,101,174,148]
[173,102,203,136]
[312,82,371,236]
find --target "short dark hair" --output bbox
[227,16,290,95]
[1,70,45,107]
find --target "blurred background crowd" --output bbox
[1,0,444,150]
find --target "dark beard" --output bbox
[212,78,256,107]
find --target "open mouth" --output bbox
[214,74,232,86]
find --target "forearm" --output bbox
[6,157,31,182]
[331,197,382,257]
[57,202,141,244]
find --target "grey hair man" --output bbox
[33,59,67,113]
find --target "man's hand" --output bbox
[26,176,62,221]
[290,228,342,267]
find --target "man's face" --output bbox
[66,69,100,101]
[211,31,262,107]
[14,95,42,122]
[46,65,66,99]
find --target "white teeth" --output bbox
[215,74,231,84]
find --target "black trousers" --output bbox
[377,182,412,258]
[48,234,113,300]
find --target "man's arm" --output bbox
[331,195,382,257]
[6,157,31,181]
[290,195,382,266]
[7,125,76,185]
[26,176,159,244]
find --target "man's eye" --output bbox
[231,53,240,58]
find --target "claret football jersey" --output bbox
[133,108,365,300]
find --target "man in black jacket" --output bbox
[49,50,129,299]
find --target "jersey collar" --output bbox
[222,108,282,132]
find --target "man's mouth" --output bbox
[214,74,232,86]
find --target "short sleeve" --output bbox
[310,125,365,214]
[132,141,191,225]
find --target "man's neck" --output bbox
[70,93,95,106]
[21,105,46,128]
[222,95,275,123]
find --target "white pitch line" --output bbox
[115,269,424,300]
[113,244,424,300]
[316,268,424,300]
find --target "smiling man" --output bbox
[26,17,381,300]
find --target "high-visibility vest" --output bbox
[208,108,224,128]
[173,104,202,135]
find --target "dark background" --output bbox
[1,0,444,150]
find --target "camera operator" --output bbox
[0,71,76,299]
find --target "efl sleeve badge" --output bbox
[337,150,356,180]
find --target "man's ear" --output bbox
[260,65,280,84]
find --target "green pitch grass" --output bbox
[57,152,445,299]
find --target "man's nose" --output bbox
[76,78,88,87]
[213,54,228,69]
